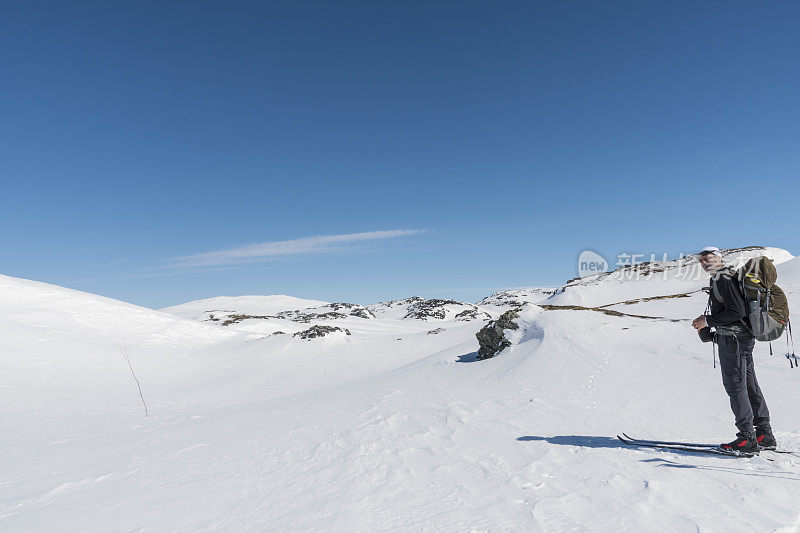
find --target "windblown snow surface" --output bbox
[3,247,800,532]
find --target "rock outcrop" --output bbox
[475,310,520,360]
[477,288,558,309]
[292,325,351,340]
[277,303,375,322]
[404,299,464,320]
[368,297,484,321]
[454,308,491,321]
[276,310,349,323]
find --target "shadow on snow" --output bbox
[456,351,479,363]
[517,435,800,480]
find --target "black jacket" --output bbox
[707,273,749,329]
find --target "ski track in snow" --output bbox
[2,249,800,531]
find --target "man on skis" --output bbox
[691,246,776,454]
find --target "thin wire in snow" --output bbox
[120,345,149,418]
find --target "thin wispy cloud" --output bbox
[165,229,426,268]
[97,258,128,267]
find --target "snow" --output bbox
[477,287,560,310]
[778,255,800,293]
[161,294,329,320]
[3,246,800,531]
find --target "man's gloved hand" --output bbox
[698,326,714,343]
[692,316,708,330]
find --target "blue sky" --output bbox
[2,1,799,308]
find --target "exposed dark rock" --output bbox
[327,302,375,318]
[327,302,359,310]
[367,297,425,315]
[594,291,695,308]
[221,314,275,326]
[349,308,376,319]
[477,289,558,308]
[454,309,491,321]
[292,325,351,340]
[385,296,424,306]
[427,328,446,335]
[475,310,520,360]
[275,310,348,323]
[276,303,375,322]
[403,299,469,320]
[538,304,677,321]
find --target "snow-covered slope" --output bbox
[0,274,237,346]
[161,294,329,321]
[547,245,793,308]
[0,274,252,422]
[778,254,800,294]
[3,246,800,531]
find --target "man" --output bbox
[691,246,776,454]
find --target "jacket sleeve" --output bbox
[707,277,747,327]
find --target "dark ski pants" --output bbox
[716,334,770,437]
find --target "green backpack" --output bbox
[713,256,789,342]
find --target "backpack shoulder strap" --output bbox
[712,281,723,303]
[711,273,729,303]
[711,268,742,303]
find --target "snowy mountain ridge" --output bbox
[157,246,792,334]
[547,245,794,308]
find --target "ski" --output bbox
[621,433,794,454]
[621,433,718,448]
[617,435,756,458]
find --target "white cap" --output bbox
[698,246,722,257]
